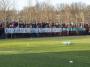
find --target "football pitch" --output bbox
[0,36,90,67]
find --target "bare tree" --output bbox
[0,0,15,27]
[17,1,90,24]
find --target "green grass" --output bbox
[0,36,90,67]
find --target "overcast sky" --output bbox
[15,0,90,10]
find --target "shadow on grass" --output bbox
[0,50,90,67]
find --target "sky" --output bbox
[15,0,90,10]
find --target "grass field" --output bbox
[0,36,90,67]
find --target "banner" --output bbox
[52,28,62,32]
[31,28,39,33]
[39,28,52,33]
[5,28,86,34]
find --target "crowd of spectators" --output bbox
[7,21,90,29]
[0,21,90,38]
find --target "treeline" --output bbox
[0,0,90,24]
